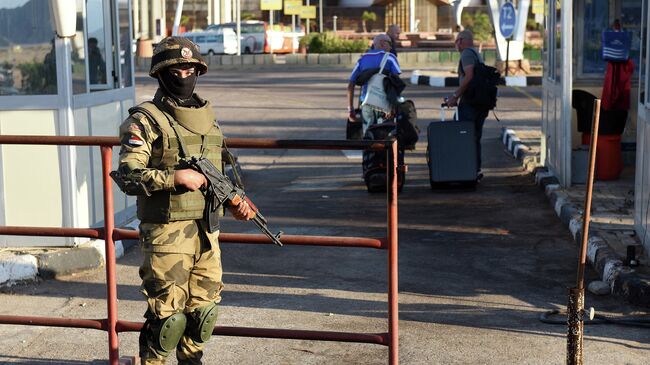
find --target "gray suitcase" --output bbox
[426,107,477,188]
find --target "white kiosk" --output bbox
[539,0,647,249]
[0,0,135,247]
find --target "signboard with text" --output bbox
[261,0,282,11]
[532,0,543,14]
[499,2,516,39]
[284,0,301,15]
[300,5,316,19]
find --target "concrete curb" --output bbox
[500,128,650,307]
[501,127,541,172]
[410,71,542,87]
[0,220,140,286]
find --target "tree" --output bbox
[461,11,494,52]
[241,11,255,21]
[361,11,377,33]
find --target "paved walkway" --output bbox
[501,126,650,306]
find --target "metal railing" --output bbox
[0,136,399,364]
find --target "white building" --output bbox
[0,0,135,247]
[540,0,648,252]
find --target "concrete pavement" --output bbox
[501,126,650,306]
[0,71,649,364]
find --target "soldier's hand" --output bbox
[228,200,253,221]
[174,169,207,191]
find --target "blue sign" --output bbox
[499,2,516,39]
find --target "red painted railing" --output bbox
[0,136,399,364]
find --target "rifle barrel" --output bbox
[252,215,283,246]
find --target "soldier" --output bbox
[113,36,251,364]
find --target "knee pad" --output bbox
[186,302,219,343]
[151,312,187,354]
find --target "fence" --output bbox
[0,135,400,364]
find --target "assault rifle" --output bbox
[185,157,283,247]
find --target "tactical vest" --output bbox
[129,100,223,223]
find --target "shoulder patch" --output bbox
[128,135,145,146]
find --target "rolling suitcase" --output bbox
[426,106,477,188]
[362,121,406,193]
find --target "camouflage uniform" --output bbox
[115,37,224,365]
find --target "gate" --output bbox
[0,136,399,364]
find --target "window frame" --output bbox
[645,0,650,109]
[638,0,647,107]
[545,0,557,81]
[574,0,612,79]
[86,0,115,91]
[81,0,134,92]
[115,0,134,89]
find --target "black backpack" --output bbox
[460,49,500,110]
[396,100,419,149]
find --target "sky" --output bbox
[0,0,29,10]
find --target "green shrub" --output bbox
[302,32,369,53]
[462,11,494,44]
[523,42,541,50]
[17,60,56,94]
[361,11,377,33]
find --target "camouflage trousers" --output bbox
[138,220,224,365]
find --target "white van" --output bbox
[207,21,304,54]
[182,28,238,55]
[207,21,264,54]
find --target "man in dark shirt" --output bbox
[88,37,106,84]
[444,30,488,180]
[386,24,401,56]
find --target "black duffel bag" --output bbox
[346,108,363,140]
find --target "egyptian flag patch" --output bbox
[128,135,144,146]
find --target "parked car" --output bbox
[207,20,304,54]
[181,28,238,55]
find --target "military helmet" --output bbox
[149,36,208,77]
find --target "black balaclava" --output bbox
[158,66,198,106]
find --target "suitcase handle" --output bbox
[439,104,458,122]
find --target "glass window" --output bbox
[118,0,133,88]
[72,0,87,94]
[582,0,609,74]
[196,36,206,42]
[207,36,218,42]
[0,0,57,95]
[86,0,109,88]
[578,0,642,76]
[545,0,556,81]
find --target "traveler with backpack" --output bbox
[444,30,496,180]
[347,34,402,135]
